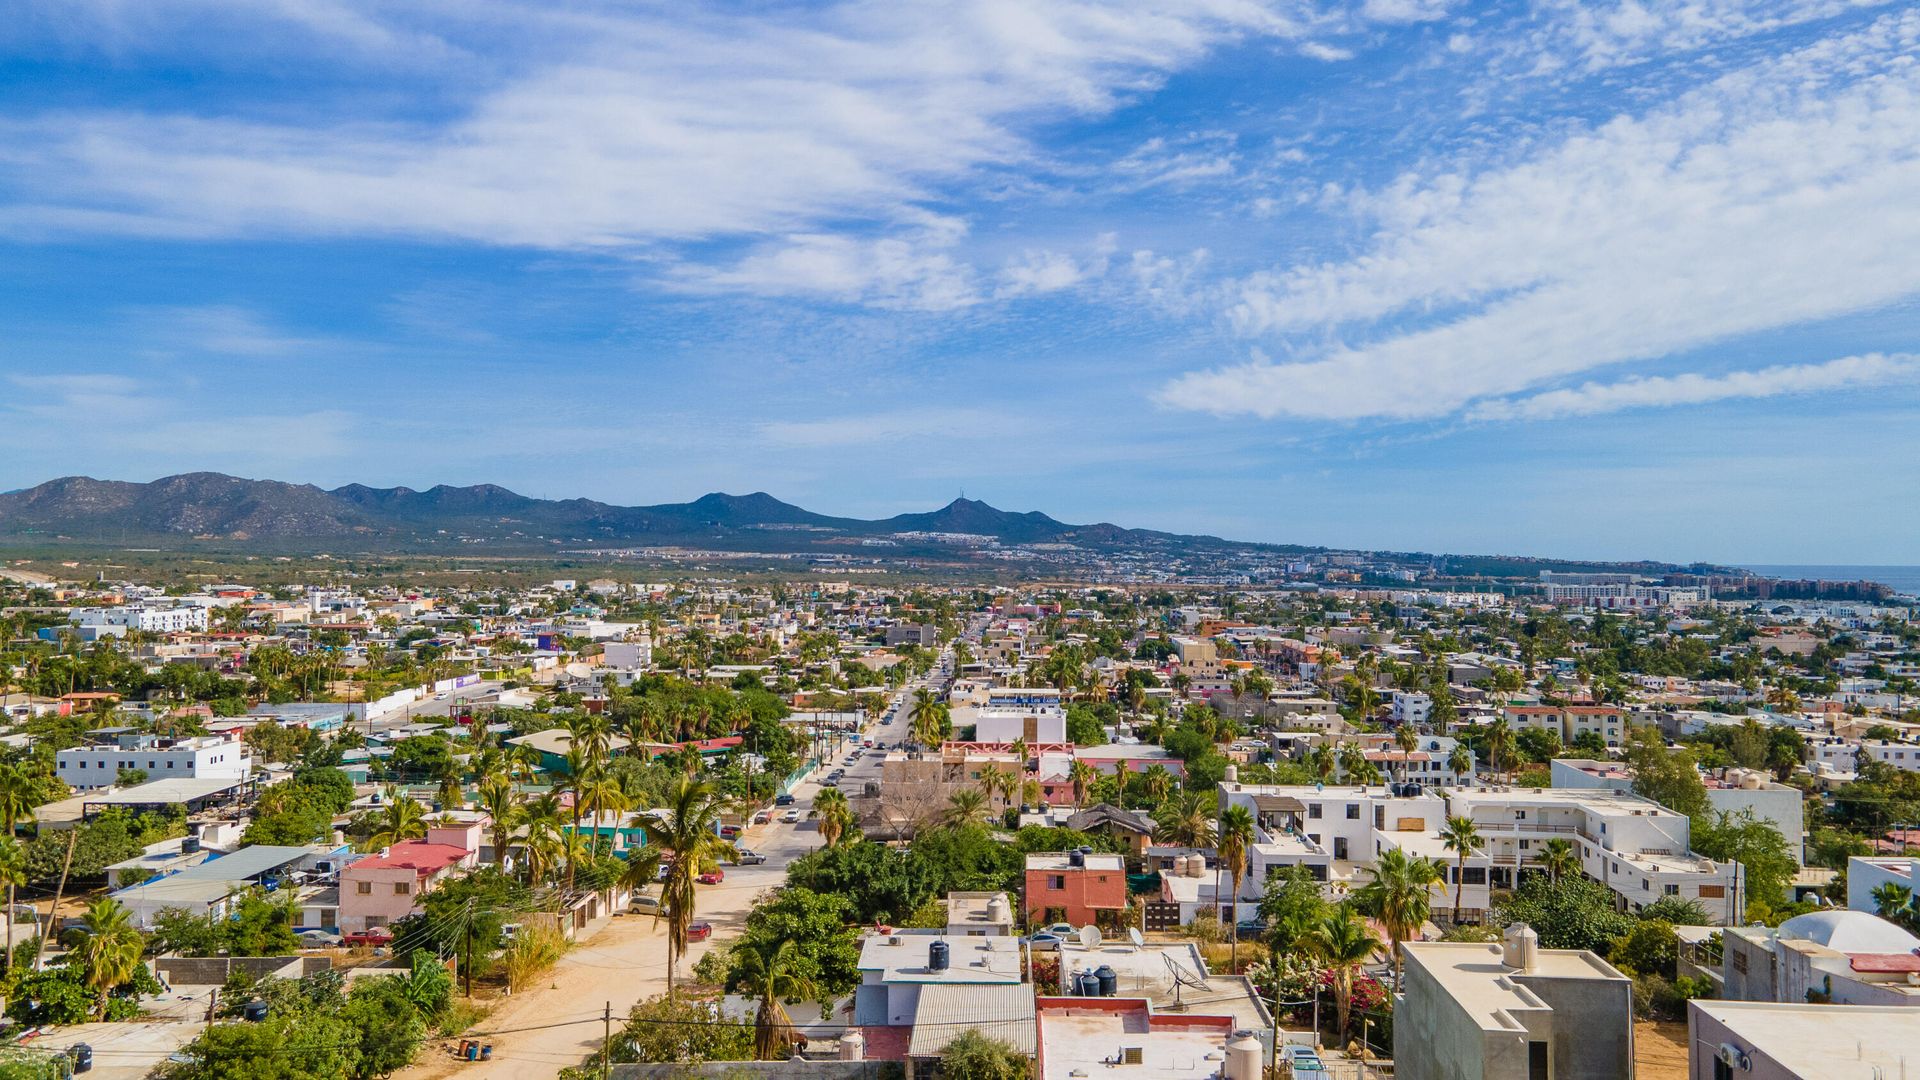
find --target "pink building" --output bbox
[339,820,482,934]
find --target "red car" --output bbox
[696,869,725,885]
[687,922,713,942]
[344,928,394,947]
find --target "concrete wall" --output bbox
[156,955,327,985]
[611,1062,905,1080]
[1393,957,1492,1080]
[1514,972,1633,1080]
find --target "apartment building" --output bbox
[1551,758,1806,860]
[1169,636,1234,696]
[1392,691,1432,727]
[1024,850,1127,927]
[1813,736,1920,774]
[56,733,251,791]
[1502,704,1629,749]
[1217,780,1741,923]
[1395,927,1633,1080]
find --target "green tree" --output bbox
[363,786,428,850]
[1538,837,1580,884]
[0,838,24,972]
[340,975,430,1077]
[1439,816,1481,922]
[1626,729,1709,819]
[1151,792,1216,848]
[226,890,300,957]
[727,887,862,1001]
[655,775,734,997]
[732,936,816,1060]
[1608,920,1679,979]
[1258,866,1331,955]
[1217,805,1255,970]
[70,897,144,1019]
[939,1031,1030,1080]
[1303,908,1381,1042]
[583,994,753,1073]
[1493,874,1634,953]
[163,1011,361,1080]
[1354,848,1442,988]
[1692,809,1798,913]
[1638,896,1713,926]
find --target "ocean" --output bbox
[1742,565,1920,597]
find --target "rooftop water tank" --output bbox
[1225,1032,1262,1080]
[1077,971,1101,997]
[838,1031,866,1061]
[1094,965,1117,997]
[928,939,950,972]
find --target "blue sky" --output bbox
[4,1,1919,565]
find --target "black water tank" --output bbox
[182,835,202,854]
[1068,850,1085,868]
[242,1000,269,1022]
[1095,965,1117,997]
[928,940,949,972]
[68,1044,92,1073]
[1076,971,1101,997]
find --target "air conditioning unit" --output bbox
[1715,1044,1751,1072]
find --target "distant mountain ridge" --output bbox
[0,472,1234,554]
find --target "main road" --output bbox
[401,644,956,1079]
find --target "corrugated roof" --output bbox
[907,983,1036,1058]
[167,845,315,883]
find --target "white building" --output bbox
[973,687,1068,744]
[1812,736,1920,774]
[1392,691,1432,727]
[1846,856,1919,915]
[57,734,252,791]
[69,605,210,636]
[601,638,653,671]
[1550,758,1806,860]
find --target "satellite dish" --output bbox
[1128,928,1145,949]
[1079,925,1101,948]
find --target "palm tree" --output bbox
[815,787,854,848]
[1337,743,1369,783]
[1539,837,1579,884]
[1068,760,1096,810]
[655,776,734,998]
[942,787,992,829]
[1447,744,1474,785]
[1438,816,1481,923]
[1141,764,1175,806]
[734,936,817,1060]
[1355,848,1442,988]
[0,766,39,837]
[1152,792,1216,848]
[0,838,23,972]
[71,898,143,1020]
[908,689,945,752]
[1218,805,1255,970]
[1308,745,1336,785]
[1483,719,1513,783]
[1303,908,1381,1044]
[476,775,522,871]
[365,786,428,850]
[1873,883,1919,932]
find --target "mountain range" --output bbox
[0,473,1246,556]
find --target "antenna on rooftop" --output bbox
[1128,927,1145,950]
[1080,924,1102,949]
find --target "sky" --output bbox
[3,0,1919,566]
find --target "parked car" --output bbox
[697,869,725,885]
[1025,931,1063,951]
[774,794,796,807]
[297,929,343,948]
[719,824,743,839]
[1235,919,1268,937]
[1045,923,1076,937]
[734,849,767,865]
[627,894,661,914]
[687,922,713,942]
[751,811,771,825]
[344,928,394,947]
[781,809,802,823]
[819,778,839,788]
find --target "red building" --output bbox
[1024,850,1127,927]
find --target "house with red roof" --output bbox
[339,819,482,934]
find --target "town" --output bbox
[0,558,1914,1080]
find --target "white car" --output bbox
[781,809,802,823]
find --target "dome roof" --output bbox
[1777,910,1920,954]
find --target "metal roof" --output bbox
[906,983,1036,1058]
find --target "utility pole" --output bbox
[462,900,474,998]
[602,1000,613,1080]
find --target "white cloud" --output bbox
[1534,0,1894,73]
[1469,352,1920,421]
[1359,0,1452,25]
[995,234,1117,298]
[135,305,320,357]
[0,1,1316,254]
[1298,41,1356,61]
[682,233,981,312]
[1162,11,1920,420]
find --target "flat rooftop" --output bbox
[1694,1001,1920,1076]
[858,931,1023,985]
[1403,942,1625,1034]
[1028,852,1126,872]
[1039,1006,1230,1080]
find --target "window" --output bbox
[1700,885,1725,899]
[1731,949,1747,974]
[394,882,411,895]
[1643,879,1650,891]
[1374,806,1385,829]
[1463,867,1486,885]
[1665,884,1679,896]
[1346,804,1360,820]
[356,882,372,895]
[1048,875,1066,890]
[1308,804,1322,820]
